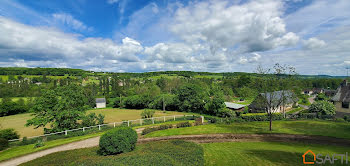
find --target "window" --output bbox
[342,102,349,108]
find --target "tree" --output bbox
[308,101,335,116]
[204,86,226,116]
[237,86,258,99]
[26,84,89,132]
[255,64,297,131]
[175,84,208,113]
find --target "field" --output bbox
[21,140,204,166]
[0,108,189,137]
[145,120,350,140]
[18,141,350,166]
[202,142,349,166]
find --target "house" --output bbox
[96,98,106,108]
[224,102,245,111]
[302,89,313,96]
[331,80,350,113]
[249,90,298,113]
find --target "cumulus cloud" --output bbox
[52,13,93,32]
[107,0,119,4]
[0,16,141,69]
[238,53,262,64]
[170,0,299,54]
[303,38,326,49]
[144,43,195,63]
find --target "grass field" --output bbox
[145,120,350,140]
[0,97,34,103]
[202,142,349,166]
[0,108,189,137]
[21,140,204,166]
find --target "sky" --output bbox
[0,0,349,75]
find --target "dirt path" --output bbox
[2,134,350,166]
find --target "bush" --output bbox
[241,113,283,121]
[98,127,138,155]
[159,124,173,130]
[176,122,192,128]
[0,128,20,140]
[141,109,155,118]
[34,139,45,148]
[142,127,159,135]
[344,115,350,122]
[308,101,336,116]
[0,138,9,151]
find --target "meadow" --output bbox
[145,120,350,140]
[0,108,188,137]
[21,140,204,166]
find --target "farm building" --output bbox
[96,98,106,108]
[331,80,350,113]
[249,90,298,113]
[224,102,245,111]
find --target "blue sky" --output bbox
[0,0,349,75]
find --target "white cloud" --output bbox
[144,43,195,63]
[52,13,93,32]
[170,0,299,54]
[0,16,141,69]
[303,38,326,49]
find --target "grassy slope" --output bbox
[21,140,204,166]
[203,142,349,166]
[0,108,188,137]
[0,120,193,162]
[145,120,350,140]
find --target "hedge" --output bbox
[98,127,138,155]
[240,113,283,121]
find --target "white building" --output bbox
[96,98,106,108]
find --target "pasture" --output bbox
[0,108,188,137]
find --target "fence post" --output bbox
[65,130,67,136]
[114,122,116,128]
[163,116,165,122]
[152,118,154,124]
[174,115,176,121]
[98,125,101,130]
[83,127,85,132]
[128,121,130,127]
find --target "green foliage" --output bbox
[241,113,283,121]
[0,98,29,117]
[148,94,177,111]
[26,84,89,132]
[236,86,258,99]
[176,122,192,128]
[175,84,208,113]
[22,140,204,166]
[124,95,150,109]
[142,124,173,135]
[81,113,105,126]
[98,127,138,155]
[0,138,8,151]
[308,101,336,116]
[33,139,45,148]
[315,93,329,101]
[141,109,155,118]
[0,128,20,140]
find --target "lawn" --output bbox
[203,142,349,166]
[145,120,350,140]
[231,97,254,105]
[21,140,204,166]
[0,108,189,137]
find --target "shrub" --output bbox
[141,109,155,118]
[34,139,45,148]
[142,127,159,135]
[308,101,336,116]
[0,138,8,151]
[344,115,350,122]
[99,127,138,155]
[176,122,191,128]
[0,128,20,140]
[158,124,173,130]
[241,113,282,121]
[335,118,346,122]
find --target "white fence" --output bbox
[9,114,195,142]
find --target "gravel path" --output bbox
[2,133,350,166]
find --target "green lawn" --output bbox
[0,132,104,162]
[203,142,349,166]
[145,120,350,140]
[0,108,189,138]
[21,140,204,166]
[286,107,304,114]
